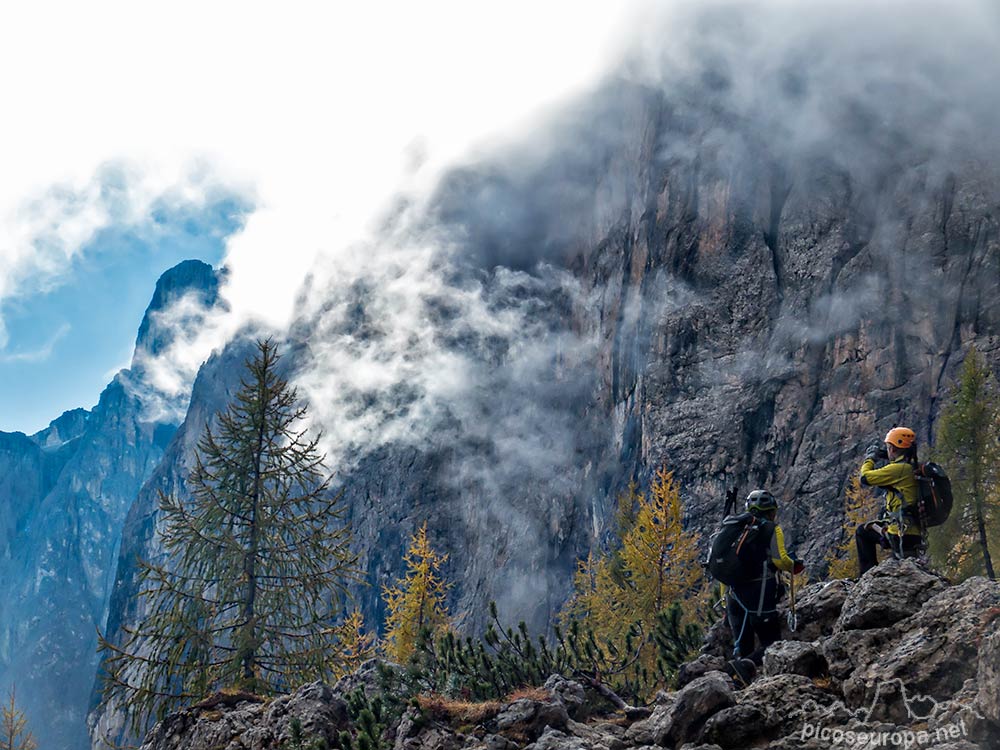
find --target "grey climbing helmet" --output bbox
[745,489,778,514]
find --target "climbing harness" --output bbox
[729,560,774,658]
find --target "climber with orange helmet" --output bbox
[855,426,922,574]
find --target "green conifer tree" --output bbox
[932,347,1000,580]
[98,339,361,734]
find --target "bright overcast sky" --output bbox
[0,1,642,432]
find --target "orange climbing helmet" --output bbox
[884,427,916,449]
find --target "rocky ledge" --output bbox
[139,561,1000,750]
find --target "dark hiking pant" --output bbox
[726,578,782,665]
[856,522,923,575]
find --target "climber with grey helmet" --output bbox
[722,489,805,684]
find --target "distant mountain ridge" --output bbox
[0,259,221,750]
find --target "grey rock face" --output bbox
[977,621,1000,723]
[842,577,1000,708]
[132,259,221,360]
[0,260,218,750]
[785,579,852,642]
[836,559,947,631]
[494,695,570,742]
[762,640,827,679]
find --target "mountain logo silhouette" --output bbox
[802,678,986,726]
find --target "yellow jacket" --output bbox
[769,526,797,572]
[860,456,921,536]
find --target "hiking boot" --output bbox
[724,657,757,688]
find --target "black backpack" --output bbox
[912,462,953,528]
[706,512,774,586]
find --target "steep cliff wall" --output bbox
[92,6,1000,745]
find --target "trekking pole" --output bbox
[723,487,737,518]
[787,570,798,632]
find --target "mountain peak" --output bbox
[133,260,221,360]
[32,407,90,447]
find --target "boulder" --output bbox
[624,671,735,747]
[700,617,734,659]
[677,654,727,688]
[334,658,404,699]
[976,618,1000,723]
[836,559,946,631]
[465,734,517,750]
[395,726,462,750]
[697,703,770,748]
[262,681,350,745]
[669,671,737,744]
[139,682,349,750]
[543,675,587,719]
[494,695,569,742]
[930,678,1000,749]
[624,693,676,746]
[564,717,626,750]
[842,577,1000,709]
[762,640,827,678]
[522,726,593,750]
[785,579,853,642]
[735,674,849,741]
[821,626,898,680]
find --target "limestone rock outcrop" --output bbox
[138,561,1000,750]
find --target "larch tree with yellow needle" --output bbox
[827,475,880,579]
[382,522,451,663]
[0,687,36,750]
[562,466,705,675]
[329,609,376,680]
[618,467,703,619]
[565,551,628,639]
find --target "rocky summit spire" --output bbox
[133,259,222,361]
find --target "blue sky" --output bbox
[0,2,626,438]
[0,196,248,435]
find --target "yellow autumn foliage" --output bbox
[562,466,705,672]
[382,522,451,663]
[329,608,376,679]
[826,475,880,579]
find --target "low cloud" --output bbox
[126,290,240,423]
[293,224,598,471]
[0,162,248,351]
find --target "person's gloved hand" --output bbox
[865,444,882,461]
[793,559,806,575]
